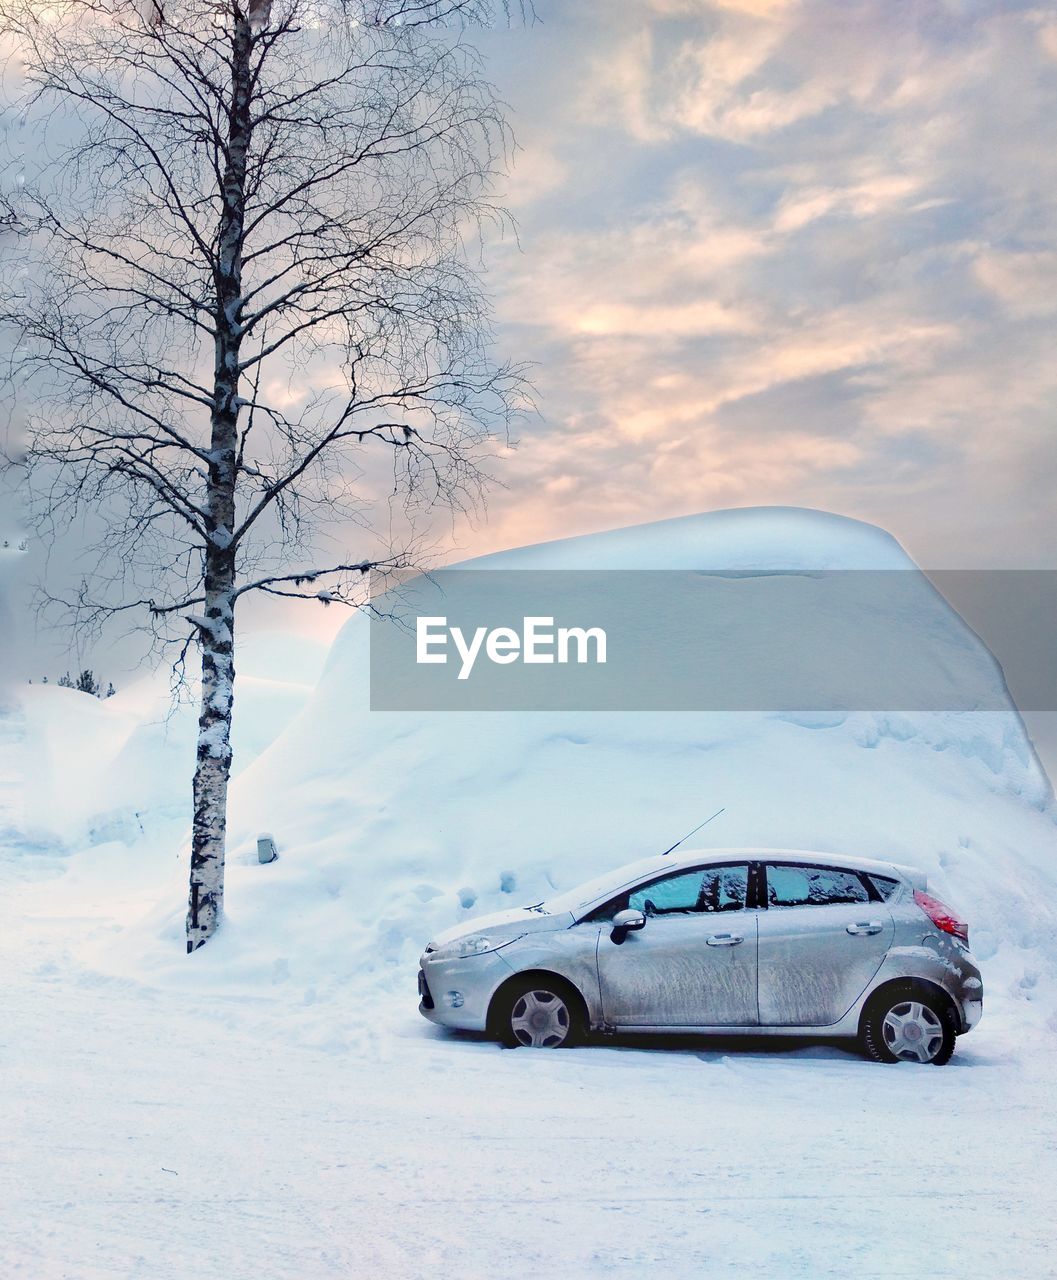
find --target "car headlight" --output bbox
[429,934,522,961]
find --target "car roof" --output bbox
[665,847,922,877]
[543,847,924,915]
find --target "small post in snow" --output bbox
[257,834,279,865]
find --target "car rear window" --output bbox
[765,863,870,907]
[866,874,901,900]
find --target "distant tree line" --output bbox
[29,670,116,698]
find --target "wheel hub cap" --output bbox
[881,1000,943,1063]
[511,990,570,1048]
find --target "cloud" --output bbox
[647,0,799,13]
[573,298,759,337]
[973,250,1057,319]
[773,171,924,233]
[498,143,569,209]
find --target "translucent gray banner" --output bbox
[368,570,1057,712]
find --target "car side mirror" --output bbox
[610,908,646,945]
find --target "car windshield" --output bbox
[540,856,662,915]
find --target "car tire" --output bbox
[497,977,584,1049]
[863,984,957,1065]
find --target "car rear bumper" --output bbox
[960,992,983,1032]
[952,953,983,1032]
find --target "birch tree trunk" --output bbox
[186,13,253,952]
[187,557,237,951]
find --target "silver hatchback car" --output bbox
[418,848,983,1064]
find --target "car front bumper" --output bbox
[417,948,517,1032]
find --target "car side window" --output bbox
[627,865,749,917]
[765,864,870,907]
[700,865,749,912]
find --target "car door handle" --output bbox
[706,933,744,946]
[846,922,883,935]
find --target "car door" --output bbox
[595,863,759,1027]
[756,862,894,1027]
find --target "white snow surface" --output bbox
[3,506,1056,1278]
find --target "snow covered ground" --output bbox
[3,909,1056,1280]
[3,508,1056,1278]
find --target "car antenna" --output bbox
[660,808,726,856]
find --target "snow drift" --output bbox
[17,630,328,850]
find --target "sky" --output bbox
[460,0,1057,568]
[2,0,1056,680]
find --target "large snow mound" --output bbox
[463,505,915,571]
[82,506,1054,1034]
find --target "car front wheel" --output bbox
[498,978,583,1048]
[863,986,957,1065]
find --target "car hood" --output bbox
[427,906,574,950]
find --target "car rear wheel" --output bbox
[863,987,956,1065]
[498,978,583,1048]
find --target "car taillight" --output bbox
[914,889,969,945]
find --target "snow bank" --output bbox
[18,630,328,850]
[61,506,1050,1043]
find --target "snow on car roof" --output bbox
[667,846,921,876]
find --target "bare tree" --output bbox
[0,0,526,950]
